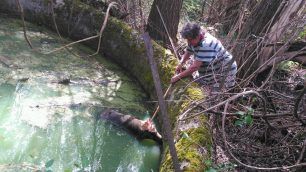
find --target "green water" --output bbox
[0,17,160,171]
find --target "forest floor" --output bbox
[208,63,306,171]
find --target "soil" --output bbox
[209,66,306,171]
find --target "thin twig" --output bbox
[45,35,99,54]
[46,2,117,55]
[296,138,306,164]
[49,0,81,58]
[222,96,306,171]
[156,5,179,60]
[151,84,172,120]
[88,2,118,57]
[180,90,260,121]
[15,0,33,49]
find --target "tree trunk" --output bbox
[206,0,216,24]
[130,0,137,29]
[259,0,305,69]
[231,0,305,85]
[146,0,183,46]
[138,0,145,32]
[238,0,284,39]
[220,0,242,34]
[232,0,284,80]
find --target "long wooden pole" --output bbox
[142,32,181,172]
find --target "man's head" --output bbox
[180,22,202,46]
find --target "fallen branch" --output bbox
[296,139,306,164]
[46,2,117,55]
[221,95,306,171]
[15,0,33,49]
[49,0,81,58]
[179,90,268,123]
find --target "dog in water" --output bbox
[100,109,162,144]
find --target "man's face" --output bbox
[187,35,200,46]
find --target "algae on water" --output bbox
[0,16,160,172]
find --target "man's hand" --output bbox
[171,74,180,84]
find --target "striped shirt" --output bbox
[187,33,237,90]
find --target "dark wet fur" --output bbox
[100,109,163,145]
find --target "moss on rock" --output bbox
[160,118,212,172]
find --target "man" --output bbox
[171,22,237,93]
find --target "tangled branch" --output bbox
[46,2,118,56]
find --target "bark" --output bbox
[130,0,137,29]
[259,0,305,68]
[238,0,284,40]
[232,0,290,79]
[138,0,145,32]
[206,0,216,24]
[220,0,241,34]
[146,0,183,46]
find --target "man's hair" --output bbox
[180,23,201,39]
